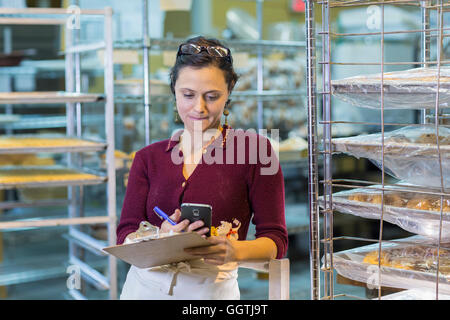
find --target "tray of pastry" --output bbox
[0,91,104,104]
[331,126,450,188]
[320,183,450,240]
[332,126,450,157]
[0,166,106,189]
[329,236,450,294]
[0,135,107,154]
[331,67,450,110]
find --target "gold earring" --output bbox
[173,101,181,124]
[223,99,231,126]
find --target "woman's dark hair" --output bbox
[169,36,239,94]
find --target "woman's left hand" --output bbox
[184,236,238,265]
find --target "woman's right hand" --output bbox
[160,209,210,237]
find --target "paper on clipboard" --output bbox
[102,232,211,269]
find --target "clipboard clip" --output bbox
[133,221,160,242]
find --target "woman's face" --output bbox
[174,65,229,133]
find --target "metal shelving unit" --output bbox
[0,7,117,300]
[111,0,307,147]
[307,0,450,300]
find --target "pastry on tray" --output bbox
[0,154,55,166]
[347,192,450,212]
[362,244,450,275]
[0,167,99,184]
[0,137,100,149]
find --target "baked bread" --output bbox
[385,194,406,207]
[406,197,433,211]
[363,244,450,275]
[347,191,450,212]
[415,133,449,145]
[0,137,99,149]
[348,193,369,202]
[385,134,411,144]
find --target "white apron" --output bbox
[120,259,240,300]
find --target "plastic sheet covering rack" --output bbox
[0,7,117,300]
[327,237,450,295]
[331,126,450,188]
[305,0,450,300]
[319,183,450,240]
[331,67,450,110]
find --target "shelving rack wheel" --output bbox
[306,0,450,300]
[0,7,117,300]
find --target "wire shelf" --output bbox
[0,92,104,105]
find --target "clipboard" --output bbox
[103,232,211,269]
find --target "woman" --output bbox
[117,36,288,300]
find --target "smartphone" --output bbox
[180,203,212,237]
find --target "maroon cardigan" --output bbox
[116,126,288,259]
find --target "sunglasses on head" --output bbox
[177,43,231,61]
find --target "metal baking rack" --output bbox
[0,7,117,300]
[306,0,450,300]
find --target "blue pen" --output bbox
[153,206,177,226]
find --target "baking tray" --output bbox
[331,67,450,110]
[331,126,450,188]
[0,166,106,190]
[0,134,107,154]
[329,236,450,294]
[319,184,450,240]
[0,91,104,104]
